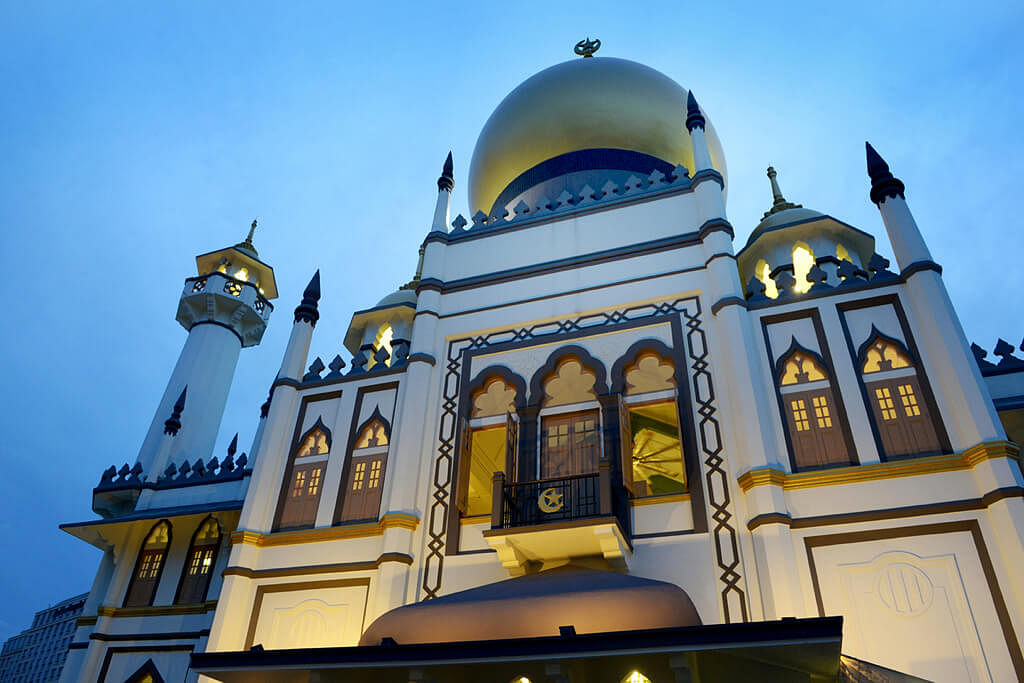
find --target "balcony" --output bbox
[482,461,632,575]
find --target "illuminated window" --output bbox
[176,517,220,605]
[791,399,810,431]
[792,242,815,293]
[859,332,943,458]
[341,410,390,522]
[898,384,921,416]
[836,244,850,262]
[367,324,394,369]
[622,672,652,683]
[875,387,897,421]
[779,349,827,386]
[812,394,832,428]
[278,421,332,530]
[234,267,248,282]
[542,411,599,478]
[125,521,171,607]
[542,357,598,407]
[755,259,779,299]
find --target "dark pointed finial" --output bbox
[294,270,321,326]
[865,142,906,205]
[227,433,238,457]
[762,166,802,219]
[164,386,187,436]
[235,219,259,256]
[685,90,706,132]
[437,151,454,192]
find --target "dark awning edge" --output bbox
[192,616,842,672]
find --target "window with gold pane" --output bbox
[124,521,171,607]
[860,333,943,458]
[176,516,220,604]
[775,342,852,470]
[340,410,390,522]
[277,419,332,530]
[456,374,520,518]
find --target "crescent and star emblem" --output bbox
[574,37,601,58]
[538,487,565,513]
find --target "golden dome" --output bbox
[467,56,727,215]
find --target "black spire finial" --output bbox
[294,270,321,326]
[866,142,906,206]
[164,386,187,436]
[685,90,706,132]
[227,433,238,457]
[234,219,259,256]
[762,166,802,219]
[437,151,454,192]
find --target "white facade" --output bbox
[59,52,1024,683]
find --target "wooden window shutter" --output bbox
[455,416,472,513]
[505,411,518,479]
[618,393,635,495]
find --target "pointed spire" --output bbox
[437,151,454,192]
[293,270,321,326]
[235,219,259,257]
[227,433,238,457]
[685,90,706,132]
[762,166,803,219]
[164,386,187,436]
[866,142,906,205]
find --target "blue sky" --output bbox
[0,1,1021,638]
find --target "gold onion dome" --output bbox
[467,55,727,215]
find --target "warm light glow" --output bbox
[622,671,652,683]
[863,339,913,373]
[836,243,850,262]
[780,350,828,386]
[756,259,779,299]
[511,678,532,683]
[235,267,248,282]
[792,242,815,293]
[369,324,394,369]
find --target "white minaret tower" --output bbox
[135,221,278,474]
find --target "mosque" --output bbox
[58,40,1024,682]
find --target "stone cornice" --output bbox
[231,512,420,547]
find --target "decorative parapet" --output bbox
[177,273,274,347]
[972,338,1024,377]
[744,252,899,306]
[434,165,710,242]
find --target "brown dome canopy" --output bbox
[359,566,701,646]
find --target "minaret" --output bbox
[134,221,278,474]
[865,143,1003,447]
[430,151,454,234]
[686,91,713,172]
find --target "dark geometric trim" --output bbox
[124,658,166,683]
[703,251,735,269]
[222,553,413,579]
[407,352,437,366]
[423,298,746,625]
[465,365,529,411]
[746,513,793,530]
[711,296,747,316]
[855,325,913,369]
[97,644,194,683]
[122,519,172,608]
[298,417,333,452]
[697,218,734,241]
[772,337,830,384]
[91,631,208,642]
[900,260,942,278]
[187,320,244,345]
[527,345,610,404]
[804,520,1024,679]
[352,406,393,446]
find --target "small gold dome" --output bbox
[468,56,727,215]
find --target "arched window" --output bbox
[792,242,815,294]
[619,350,685,497]
[755,259,779,299]
[278,420,331,529]
[124,521,171,607]
[539,356,601,479]
[340,409,390,522]
[860,332,942,457]
[776,342,851,470]
[456,373,521,517]
[175,517,221,605]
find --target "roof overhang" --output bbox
[60,500,243,550]
[191,617,844,683]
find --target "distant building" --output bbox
[0,593,87,683]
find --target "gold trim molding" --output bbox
[94,601,217,619]
[630,492,691,507]
[738,440,1020,492]
[230,512,420,547]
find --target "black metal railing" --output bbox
[490,461,631,531]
